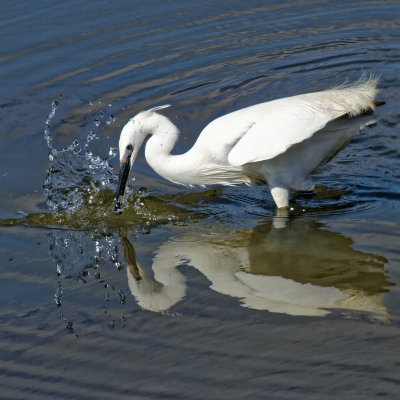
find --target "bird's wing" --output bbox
[227,98,344,167]
[202,78,377,167]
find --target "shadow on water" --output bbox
[0,188,204,231]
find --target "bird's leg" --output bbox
[270,186,289,209]
[273,208,290,229]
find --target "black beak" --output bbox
[115,146,133,212]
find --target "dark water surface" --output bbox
[1,1,400,399]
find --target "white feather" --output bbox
[118,76,380,208]
[147,104,171,112]
[224,77,379,166]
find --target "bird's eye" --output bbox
[126,144,133,151]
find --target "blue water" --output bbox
[0,1,400,399]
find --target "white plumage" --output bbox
[116,77,380,209]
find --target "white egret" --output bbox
[115,77,382,210]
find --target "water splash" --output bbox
[44,100,58,149]
[48,230,122,278]
[48,225,126,332]
[36,101,206,329]
[43,103,118,215]
[106,115,116,125]
[39,101,197,230]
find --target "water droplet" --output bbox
[66,321,74,333]
[106,115,115,125]
[108,147,118,158]
[119,290,127,304]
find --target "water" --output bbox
[1,1,400,398]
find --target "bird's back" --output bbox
[195,77,379,167]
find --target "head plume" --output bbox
[147,104,171,112]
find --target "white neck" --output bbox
[143,114,249,186]
[144,116,195,185]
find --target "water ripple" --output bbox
[1,2,400,399]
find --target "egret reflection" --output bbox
[121,218,390,317]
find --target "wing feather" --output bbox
[227,78,378,167]
[227,101,334,166]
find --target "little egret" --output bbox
[115,77,382,210]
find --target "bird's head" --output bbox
[115,104,171,211]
